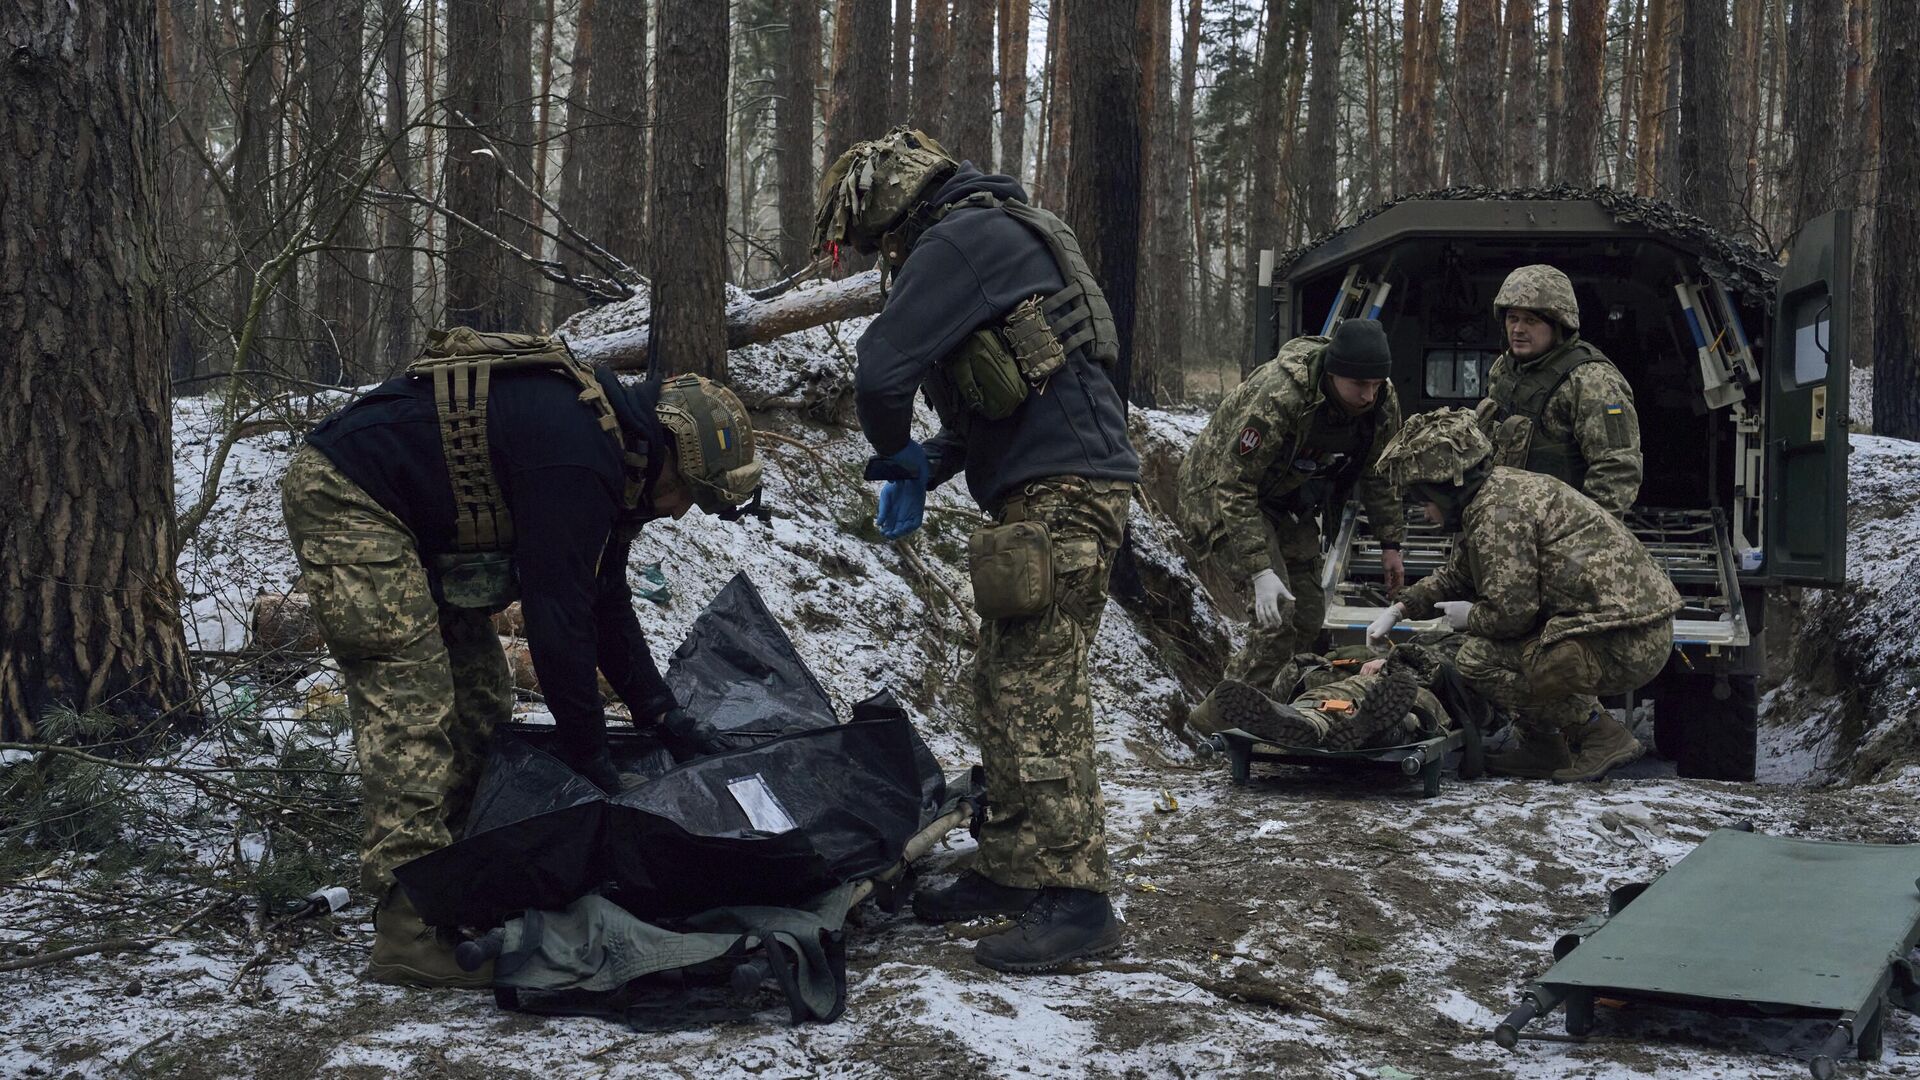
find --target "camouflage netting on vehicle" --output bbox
[1275,186,1782,304]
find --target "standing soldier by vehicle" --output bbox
[1178,319,1407,697]
[1480,264,1643,518]
[817,128,1139,974]
[281,328,757,987]
[1365,410,1679,781]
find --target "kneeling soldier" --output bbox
[817,128,1138,973]
[281,328,760,986]
[1365,409,1678,781]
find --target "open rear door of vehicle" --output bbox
[1764,209,1851,587]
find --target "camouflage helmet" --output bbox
[1494,264,1581,332]
[655,374,762,513]
[1375,407,1494,488]
[813,127,958,258]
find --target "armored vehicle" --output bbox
[1252,193,1852,781]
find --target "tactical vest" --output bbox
[917,193,1120,425]
[405,330,649,608]
[1482,338,1606,491]
[1258,348,1382,517]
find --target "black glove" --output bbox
[553,717,622,794]
[655,706,730,763]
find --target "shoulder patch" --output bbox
[1603,403,1625,416]
[1237,426,1263,456]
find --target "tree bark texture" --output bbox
[1000,0,1031,179]
[303,0,372,384]
[554,0,597,325]
[578,0,649,275]
[1304,0,1345,233]
[1448,0,1501,187]
[1872,0,1917,437]
[1044,0,1073,206]
[1396,0,1422,193]
[231,0,277,350]
[912,0,951,134]
[1557,0,1604,184]
[382,0,417,370]
[1786,0,1846,237]
[826,0,893,160]
[571,271,888,369]
[1505,0,1538,187]
[1411,0,1443,189]
[1545,0,1564,179]
[1133,0,1171,406]
[780,0,823,274]
[895,0,915,122]
[1248,0,1291,299]
[1148,0,1186,402]
[1677,0,1736,229]
[445,0,538,331]
[1614,0,1641,186]
[1731,0,1763,207]
[1635,0,1672,196]
[1,0,194,738]
[1065,0,1144,403]
[949,0,997,167]
[649,0,731,379]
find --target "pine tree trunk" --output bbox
[232,0,276,353]
[582,0,648,273]
[1278,24,1310,244]
[1248,0,1290,293]
[1,0,194,737]
[383,0,417,369]
[1045,0,1073,204]
[1636,0,1671,195]
[1449,0,1500,186]
[1558,0,1604,183]
[950,0,996,166]
[1396,0,1422,194]
[446,0,537,330]
[912,0,951,136]
[1614,0,1641,187]
[1178,0,1204,380]
[1678,0,1735,229]
[1412,0,1443,188]
[1153,0,1189,400]
[650,0,730,379]
[1000,0,1031,179]
[1362,0,1384,203]
[1305,0,1345,232]
[827,0,894,159]
[1732,0,1763,208]
[1134,0,1170,406]
[1786,0,1846,236]
[304,0,371,384]
[895,0,915,122]
[1545,0,1564,179]
[1506,0,1538,186]
[780,0,823,273]
[1065,0,1144,401]
[1872,0,1918,437]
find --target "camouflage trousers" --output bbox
[972,477,1132,893]
[1454,619,1672,731]
[280,446,513,898]
[1221,516,1326,694]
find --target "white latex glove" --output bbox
[1366,603,1405,647]
[1250,569,1294,627]
[1437,600,1473,630]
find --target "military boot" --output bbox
[367,886,493,988]
[1485,725,1572,779]
[1324,650,1422,751]
[1209,680,1328,747]
[973,888,1125,974]
[1552,711,1645,782]
[913,870,1040,923]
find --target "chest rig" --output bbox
[1482,338,1604,489]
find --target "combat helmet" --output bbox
[655,374,763,515]
[813,127,958,262]
[1375,408,1494,489]
[1494,264,1581,332]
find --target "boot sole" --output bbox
[1324,672,1419,752]
[972,925,1126,975]
[1212,681,1324,747]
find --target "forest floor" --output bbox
[3,313,1918,1079]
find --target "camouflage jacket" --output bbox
[1481,337,1642,518]
[1398,467,1681,645]
[1177,338,1404,583]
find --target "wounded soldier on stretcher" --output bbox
[1188,633,1496,751]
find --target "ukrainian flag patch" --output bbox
[1604,403,1625,416]
[716,427,734,450]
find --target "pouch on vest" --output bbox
[941,326,1030,421]
[430,551,518,612]
[968,520,1054,620]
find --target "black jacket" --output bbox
[305,366,678,734]
[853,166,1139,510]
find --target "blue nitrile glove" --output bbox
[873,440,930,539]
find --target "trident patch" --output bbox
[1236,426,1263,456]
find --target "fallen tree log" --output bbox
[564,270,884,371]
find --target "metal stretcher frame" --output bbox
[1495,828,1920,1077]
[1210,723,1483,798]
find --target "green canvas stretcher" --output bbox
[1496,828,1920,1077]
[1209,723,1484,798]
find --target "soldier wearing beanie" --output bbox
[1178,319,1406,701]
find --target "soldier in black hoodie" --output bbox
[816,128,1139,973]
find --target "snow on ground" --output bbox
[4,363,1920,1079]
